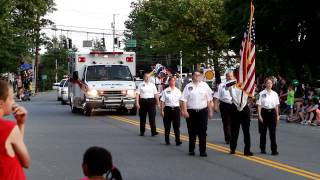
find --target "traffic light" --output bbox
[114,37,118,45]
[118,40,121,48]
[63,39,67,49]
[101,38,105,48]
[68,38,72,49]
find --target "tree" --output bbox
[40,36,69,91]
[92,38,106,51]
[0,0,56,73]
[125,0,229,72]
[223,0,320,82]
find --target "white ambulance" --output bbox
[68,50,137,116]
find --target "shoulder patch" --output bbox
[166,90,171,94]
[188,86,193,91]
[261,94,267,98]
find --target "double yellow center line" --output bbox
[110,115,320,180]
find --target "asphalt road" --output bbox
[12,91,320,180]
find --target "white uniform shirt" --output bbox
[150,76,161,93]
[160,87,182,107]
[137,81,157,99]
[180,82,213,109]
[256,89,280,109]
[216,82,233,104]
[229,86,249,111]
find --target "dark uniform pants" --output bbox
[186,108,208,153]
[163,106,181,143]
[230,105,251,153]
[259,108,277,153]
[219,101,232,143]
[139,98,157,134]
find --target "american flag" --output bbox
[239,3,256,97]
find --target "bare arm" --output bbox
[257,105,263,122]
[135,94,140,109]
[155,94,160,107]
[180,101,189,118]
[11,126,30,168]
[207,100,213,118]
[160,101,165,117]
[275,105,280,122]
[213,98,219,112]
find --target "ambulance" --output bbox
[68,50,137,116]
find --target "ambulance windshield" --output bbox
[86,65,133,81]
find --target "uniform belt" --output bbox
[188,107,207,112]
[140,98,155,102]
[219,100,232,105]
[165,106,180,110]
[262,108,275,113]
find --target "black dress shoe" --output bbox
[165,141,170,145]
[272,151,279,155]
[244,152,254,156]
[225,141,230,144]
[151,132,159,136]
[230,150,235,154]
[189,152,195,156]
[176,141,182,146]
[261,150,266,154]
[140,132,144,136]
[200,152,207,157]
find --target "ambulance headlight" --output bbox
[87,90,98,97]
[126,89,136,98]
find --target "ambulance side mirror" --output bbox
[73,71,79,81]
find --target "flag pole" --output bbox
[240,0,255,108]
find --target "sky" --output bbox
[43,0,134,52]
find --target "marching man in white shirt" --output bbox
[160,76,182,146]
[180,71,213,157]
[256,78,280,155]
[214,72,234,144]
[228,69,253,156]
[136,73,160,136]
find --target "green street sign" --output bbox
[42,75,48,80]
[126,39,137,48]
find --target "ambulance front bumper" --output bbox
[85,97,135,109]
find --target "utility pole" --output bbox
[112,14,116,52]
[34,15,40,94]
[55,59,58,83]
[180,51,183,75]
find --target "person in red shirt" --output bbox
[0,80,30,180]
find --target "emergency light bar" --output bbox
[90,51,124,55]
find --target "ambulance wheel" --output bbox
[61,100,67,105]
[129,108,137,115]
[84,106,92,116]
[70,99,78,113]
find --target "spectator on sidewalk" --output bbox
[81,146,122,180]
[301,97,319,125]
[300,98,319,125]
[311,106,320,126]
[0,80,30,180]
[283,84,295,120]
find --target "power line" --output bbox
[53,24,125,32]
[42,27,123,36]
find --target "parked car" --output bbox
[61,80,69,105]
[52,82,60,90]
[57,79,68,101]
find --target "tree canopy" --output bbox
[0,0,55,73]
[125,0,320,82]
